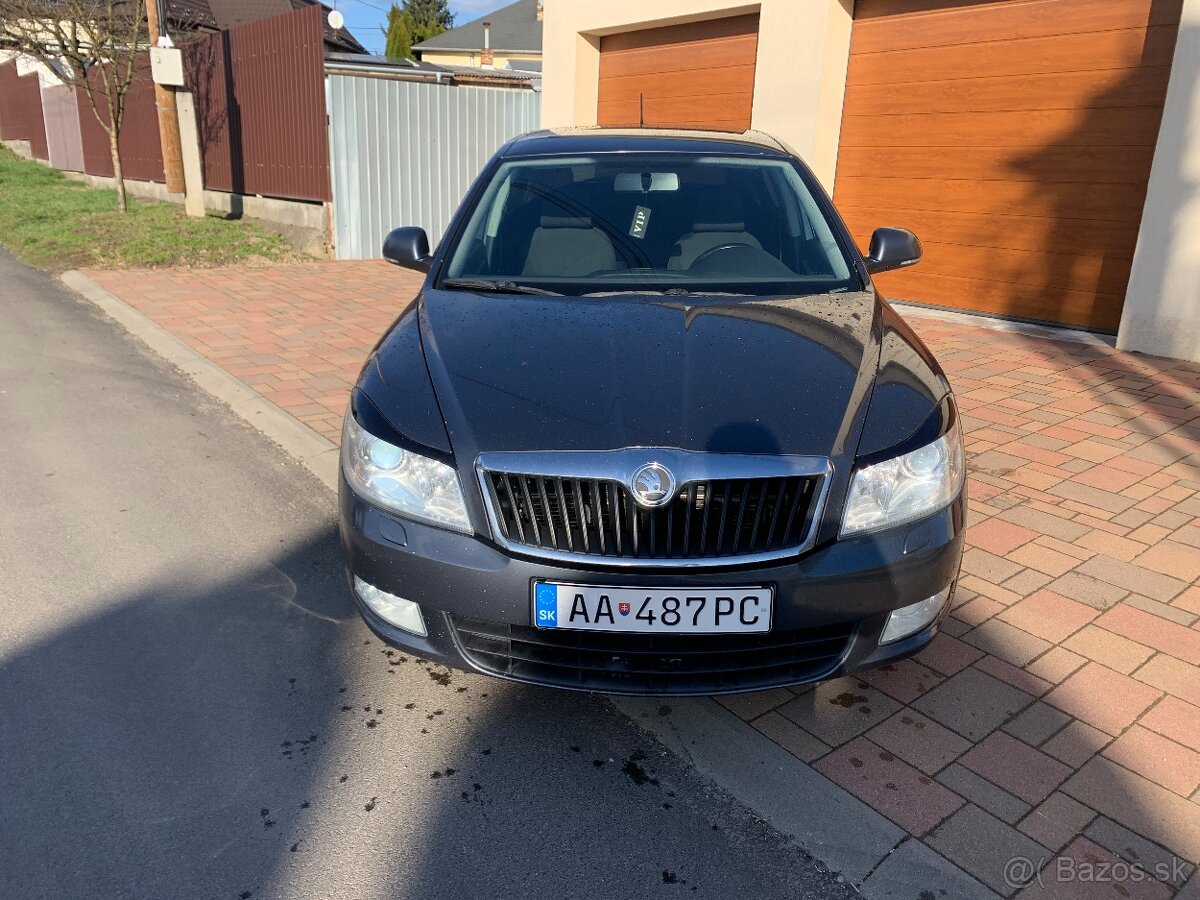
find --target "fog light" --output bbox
[353,576,427,637]
[880,587,952,645]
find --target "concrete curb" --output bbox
[60,270,341,491]
[61,267,990,897]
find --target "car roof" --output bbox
[501,127,793,159]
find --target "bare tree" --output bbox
[0,0,148,211]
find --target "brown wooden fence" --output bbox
[77,57,166,182]
[65,4,330,202]
[0,61,49,160]
[183,3,331,202]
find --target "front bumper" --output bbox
[339,474,965,695]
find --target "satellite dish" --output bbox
[328,9,345,29]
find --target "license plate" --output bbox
[533,582,773,634]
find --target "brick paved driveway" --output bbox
[86,263,1200,897]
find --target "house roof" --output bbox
[413,0,542,54]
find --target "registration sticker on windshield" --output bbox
[629,205,651,239]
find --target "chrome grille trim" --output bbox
[476,449,832,568]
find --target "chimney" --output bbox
[481,21,494,67]
[536,1,544,21]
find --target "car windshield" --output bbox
[440,152,858,297]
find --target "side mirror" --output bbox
[864,227,922,275]
[382,227,432,272]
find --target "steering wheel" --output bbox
[690,242,752,268]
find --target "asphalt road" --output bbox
[0,250,854,900]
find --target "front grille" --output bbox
[451,615,854,694]
[483,473,821,562]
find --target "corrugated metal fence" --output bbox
[41,84,84,172]
[0,61,49,159]
[77,57,166,182]
[328,74,541,259]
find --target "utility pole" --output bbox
[146,0,186,194]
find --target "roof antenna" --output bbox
[639,92,644,128]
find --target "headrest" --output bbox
[539,215,592,229]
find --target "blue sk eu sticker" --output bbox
[535,583,558,627]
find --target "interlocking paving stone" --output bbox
[867,709,971,775]
[975,655,1054,698]
[1126,593,1199,627]
[860,658,945,705]
[1096,605,1200,665]
[750,711,830,764]
[1139,696,1200,749]
[916,632,986,676]
[1135,654,1200,706]
[713,687,794,722]
[1101,725,1200,797]
[926,804,1050,896]
[1044,572,1128,611]
[959,732,1072,805]
[1077,555,1188,604]
[1061,756,1200,861]
[1135,541,1200,583]
[963,619,1054,668]
[1013,836,1174,900]
[1045,663,1161,736]
[1060,625,1155,674]
[776,676,900,747]
[1003,702,1073,747]
[813,736,965,836]
[1017,792,1097,853]
[997,506,1091,542]
[913,667,1035,741]
[970,518,1040,556]
[1025,647,1087,685]
[963,547,1026,583]
[999,591,1099,644]
[937,763,1032,825]
[1084,817,1195,890]
[1040,720,1112,769]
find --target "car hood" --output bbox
[416,289,881,461]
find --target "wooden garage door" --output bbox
[597,14,759,132]
[835,0,1181,331]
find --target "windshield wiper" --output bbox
[580,288,751,297]
[441,278,562,296]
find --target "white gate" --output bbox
[327,74,541,260]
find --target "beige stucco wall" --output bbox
[1118,0,1200,362]
[419,49,542,68]
[540,0,854,190]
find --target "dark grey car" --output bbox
[338,128,966,695]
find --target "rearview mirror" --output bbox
[864,227,921,275]
[382,227,432,272]
[614,172,680,192]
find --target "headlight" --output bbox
[341,413,470,532]
[841,417,964,537]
